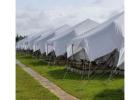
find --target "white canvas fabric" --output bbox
[85,23,123,61]
[28,34,42,50]
[23,36,34,50]
[71,48,89,61]
[33,38,41,52]
[33,31,54,52]
[33,31,53,52]
[115,13,124,68]
[23,33,42,50]
[67,12,124,65]
[20,33,39,50]
[16,33,34,50]
[114,13,124,37]
[44,25,71,55]
[67,39,89,60]
[46,19,98,57]
[117,48,124,69]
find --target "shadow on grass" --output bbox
[17,55,33,59]
[29,60,48,66]
[17,54,48,66]
[93,88,124,100]
[47,68,81,80]
[48,68,124,81]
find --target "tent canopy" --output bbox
[46,19,99,57]
[33,30,54,52]
[67,12,124,67]
[28,34,42,50]
[43,25,71,54]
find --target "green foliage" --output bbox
[16,34,26,42]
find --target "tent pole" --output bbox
[91,52,113,80]
[71,44,74,76]
[90,63,100,79]
[98,50,115,79]
[63,44,71,79]
[81,49,86,80]
[71,44,74,70]
[47,44,50,65]
[88,62,91,79]
[81,61,84,79]
[46,44,49,64]
[63,57,68,79]
[97,49,118,79]
[72,44,74,60]
[84,49,87,80]
[108,50,119,80]
[108,66,118,80]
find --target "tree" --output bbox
[16,34,26,42]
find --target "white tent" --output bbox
[67,12,124,67]
[27,34,42,50]
[46,19,98,57]
[44,25,71,55]
[16,34,34,50]
[33,31,54,53]
[33,25,71,54]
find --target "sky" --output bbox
[16,0,123,36]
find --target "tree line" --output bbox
[16,35,26,42]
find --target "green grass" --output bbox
[17,53,124,100]
[16,64,59,100]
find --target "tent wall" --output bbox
[33,33,54,53]
[28,35,41,50]
[85,22,123,61]
[54,31,76,56]
[45,25,71,55]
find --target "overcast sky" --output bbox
[16,0,123,36]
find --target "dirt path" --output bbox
[16,60,78,100]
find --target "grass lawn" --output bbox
[17,53,124,100]
[16,64,59,100]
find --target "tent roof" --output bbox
[55,24,70,35]
[67,12,124,61]
[47,18,98,43]
[48,25,71,42]
[33,31,54,44]
[27,33,41,43]
[36,24,71,44]
[72,12,123,42]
